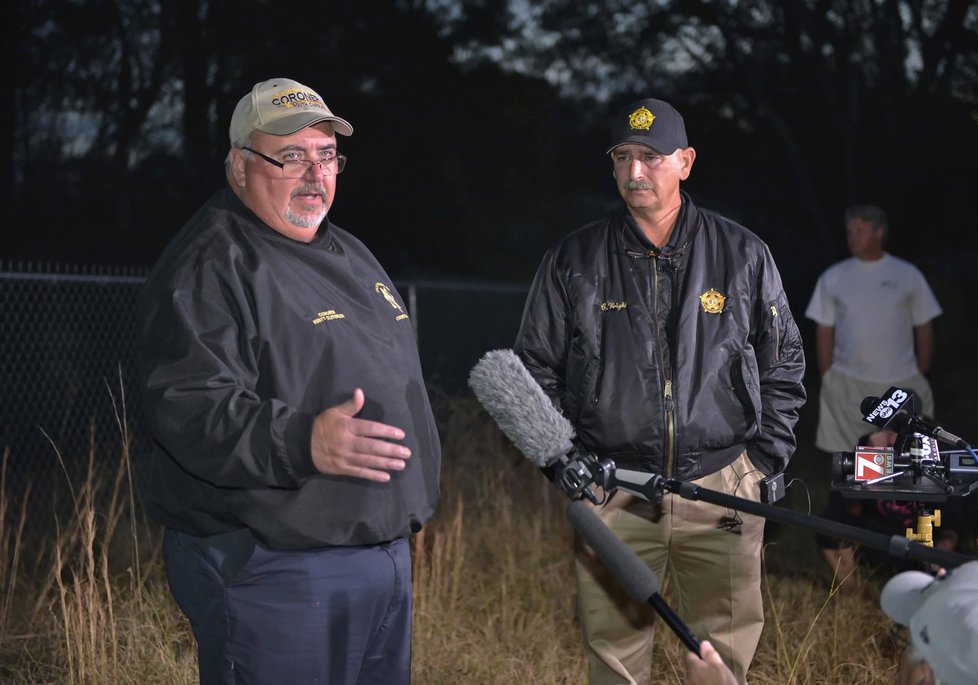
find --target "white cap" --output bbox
[229,78,353,145]
[880,561,978,684]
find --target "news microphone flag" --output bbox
[862,388,969,449]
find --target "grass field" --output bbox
[0,391,958,684]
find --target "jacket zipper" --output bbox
[770,304,780,363]
[651,262,677,477]
[664,379,675,476]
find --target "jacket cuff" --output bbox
[285,411,320,481]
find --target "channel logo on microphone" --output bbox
[853,447,894,481]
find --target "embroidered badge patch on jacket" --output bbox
[699,288,726,314]
[375,283,409,321]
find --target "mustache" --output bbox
[291,183,328,198]
[624,181,653,191]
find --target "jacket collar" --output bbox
[619,190,696,261]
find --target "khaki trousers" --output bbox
[574,452,765,685]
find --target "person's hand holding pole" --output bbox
[684,640,738,685]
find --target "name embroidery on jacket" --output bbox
[313,310,346,324]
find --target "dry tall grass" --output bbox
[0,391,902,684]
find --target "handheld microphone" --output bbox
[861,388,969,449]
[566,500,701,655]
[565,501,658,602]
[467,349,601,501]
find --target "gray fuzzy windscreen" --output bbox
[468,348,576,467]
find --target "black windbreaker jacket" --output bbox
[136,189,441,549]
[514,193,806,480]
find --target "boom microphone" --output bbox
[566,501,659,602]
[467,349,600,501]
[467,349,576,467]
[861,388,970,449]
[566,500,701,655]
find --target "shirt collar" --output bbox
[622,195,688,255]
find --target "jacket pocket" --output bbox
[731,348,762,433]
[765,291,798,367]
[571,357,600,422]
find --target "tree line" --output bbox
[3,0,977,293]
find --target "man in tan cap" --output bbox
[136,78,441,684]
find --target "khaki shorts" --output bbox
[815,368,934,453]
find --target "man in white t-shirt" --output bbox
[806,204,942,453]
[806,204,943,587]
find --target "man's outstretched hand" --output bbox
[310,388,411,482]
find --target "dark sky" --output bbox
[4,0,977,294]
[4,0,978,443]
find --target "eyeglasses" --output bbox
[241,147,347,177]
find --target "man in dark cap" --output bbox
[514,98,806,684]
[137,78,441,684]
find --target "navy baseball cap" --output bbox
[607,98,688,155]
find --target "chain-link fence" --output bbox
[1,262,528,537]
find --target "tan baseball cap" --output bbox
[229,78,353,145]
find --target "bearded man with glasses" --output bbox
[136,78,441,684]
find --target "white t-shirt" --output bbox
[805,253,942,382]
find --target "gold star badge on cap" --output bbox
[629,107,655,130]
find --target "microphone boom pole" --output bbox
[595,461,975,570]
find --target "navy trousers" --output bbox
[163,528,413,684]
